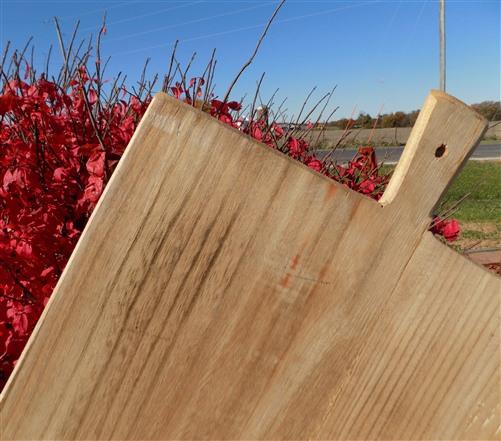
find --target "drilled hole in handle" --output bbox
[435,144,447,158]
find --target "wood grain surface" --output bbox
[1,90,499,440]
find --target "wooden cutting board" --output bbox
[1,90,499,440]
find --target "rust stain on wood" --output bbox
[324,183,338,202]
[280,273,292,288]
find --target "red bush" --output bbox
[0,69,151,387]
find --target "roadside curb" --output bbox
[464,248,501,265]
[464,249,501,275]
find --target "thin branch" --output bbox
[249,72,266,123]
[162,39,179,92]
[0,40,11,75]
[53,17,69,85]
[222,0,286,105]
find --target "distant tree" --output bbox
[471,101,501,121]
[408,110,419,126]
[381,113,397,128]
[357,112,373,129]
[396,111,411,127]
[332,118,354,129]
[324,100,500,128]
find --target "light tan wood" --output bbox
[1,90,499,440]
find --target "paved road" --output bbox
[314,143,501,164]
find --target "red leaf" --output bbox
[3,169,27,191]
[250,124,262,141]
[307,158,322,172]
[15,241,32,258]
[53,167,68,182]
[0,94,17,115]
[86,151,106,178]
[81,175,104,205]
[227,101,242,111]
[170,85,183,99]
[443,219,461,242]
[24,63,31,80]
[359,179,376,194]
[219,114,233,125]
[273,123,284,138]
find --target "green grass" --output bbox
[439,161,501,223]
[380,161,501,247]
[380,161,501,222]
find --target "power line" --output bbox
[81,1,204,32]
[109,2,275,42]
[406,0,428,45]
[55,1,140,21]
[366,0,402,89]
[114,0,379,56]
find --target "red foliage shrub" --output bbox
[0,70,150,388]
[430,217,461,242]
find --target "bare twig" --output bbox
[222,0,286,105]
[205,58,217,104]
[137,58,151,98]
[76,67,108,174]
[0,40,11,75]
[432,192,471,228]
[250,72,266,123]
[162,40,179,92]
[64,21,81,85]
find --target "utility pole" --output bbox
[439,0,446,91]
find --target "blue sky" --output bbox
[0,0,499,118]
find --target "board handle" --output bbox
[379,90,488,224]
